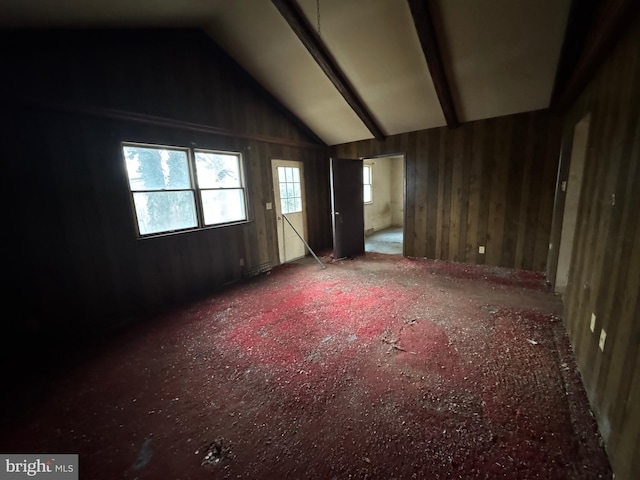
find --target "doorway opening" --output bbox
[272,159,307,264]
[555,113,590,293]
[363,154,405,255]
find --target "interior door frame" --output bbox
[552,113,590,292]
[361,152,407,257]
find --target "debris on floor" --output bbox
[0,253,611,479]
[199,438,233,467]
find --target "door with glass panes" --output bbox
[272,160,307,263]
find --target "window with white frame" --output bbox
[122,143,248,237]
[194,150,247,225]
[363,164,372,204]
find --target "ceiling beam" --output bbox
[407,0,459,128]
[271,0,385,140]
[553,0,640,111]
[548,0,600,109]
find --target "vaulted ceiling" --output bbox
[1,0,573,145]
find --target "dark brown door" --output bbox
[330,158,364,259]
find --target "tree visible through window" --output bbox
[195,151,247,225]
[278,166,302,214]
[363,165,372,203]
[123,143,247,236]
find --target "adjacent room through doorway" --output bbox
[363,155,405,255]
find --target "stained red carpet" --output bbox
[0,253,610,479]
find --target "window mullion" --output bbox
[189,148,206,228]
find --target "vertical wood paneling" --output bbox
[466,120,484,264]
[426,130,440,259]
[614,347,640,478]
[435,131,446,258]
[476,118,495,266]
[404,131,418,255]
[599,126,640,423]
[486,116,511,266]
[519,117,536,269]
[586,42,638,403]
[439,131,454,260]
[500,118,527,268]
[514,116,535,269]
[533,119,562,271]
[458,128,473,263]
[414,132,429,257]
[333,110,561,271]
[3,29,331,340]
[448,127,465,262]
[572,47,623,383]
[604,205,640,453]
[547,18,640,480]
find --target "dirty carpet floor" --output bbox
[0,253,610,479]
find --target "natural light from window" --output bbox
[278,166,302,214]
[363,165,372,204]
[123,143,247,236]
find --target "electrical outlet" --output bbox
[239,258,245,267]
[590,313,596,333]
[599,329,607,352]
[478,246,485,254]
[266,202,272,210]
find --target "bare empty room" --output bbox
[1,1,638,479]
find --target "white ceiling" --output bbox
[0,0,571,146]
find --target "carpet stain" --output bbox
[0,253,610,479]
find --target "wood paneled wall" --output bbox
[549,19,640,480]
[333,111,562,271]
[2,29,331,344]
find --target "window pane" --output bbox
[364,184,372,203]
[132,191,197,235]
[124,146,190,191]
[363,165,371,184]
[292,167,300,182]
[282,198,290,214]
[282,196,302,214]
[195,152,241,188]
[279,183,287,200]
[201,189,247,225]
